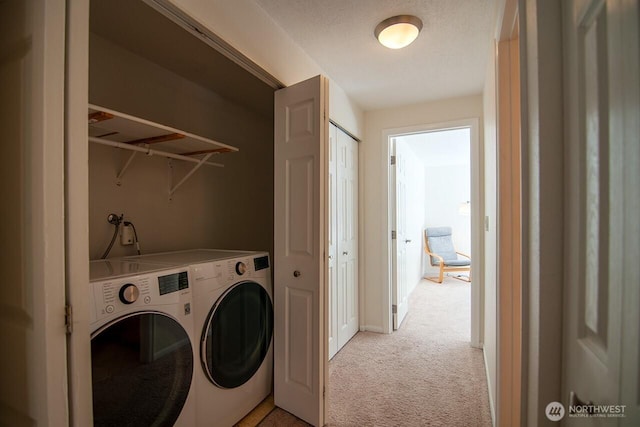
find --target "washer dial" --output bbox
[119,283,139,304]
[235,262,247,275]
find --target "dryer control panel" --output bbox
[191,254,270,288]
[91,268,191,325]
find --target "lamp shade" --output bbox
[374,15,423,49]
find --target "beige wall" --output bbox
[89,34,273,259]
[361,95,484,332]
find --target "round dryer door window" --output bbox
[91,312,193,427]
[202,281,274,388]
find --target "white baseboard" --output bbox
[359,325,385,333]
[483,346,497,427]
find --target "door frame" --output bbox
[518,0,565,424]
[65,1,93,425]
[496,7,522,426]
[382,118,483,347]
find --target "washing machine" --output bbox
[124,249,274,426]
[89,258,196,427]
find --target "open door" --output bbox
[391,139,409,330]
[274,75,329,427]
[0,0,70,425]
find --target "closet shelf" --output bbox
[88,104,239,198]
[88,104,239,167]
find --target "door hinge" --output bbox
[323,386,326,399]
[391,230,396,239]
[390,155,396,165]
[392,304,397,314]
[65,305,73,334]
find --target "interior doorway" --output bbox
[385,119,482,346]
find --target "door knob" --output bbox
[569,391,594,414]
[328,255,333,260]
[405,239,412,243]
[293,270,301,277]
[342,251,348,255]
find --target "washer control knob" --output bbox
[119,283,139,304]
[235,262,247,275]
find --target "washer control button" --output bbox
[105,305,115,314]
[119,283,139,304]
[235,262,247,275]
[144,296,151,304]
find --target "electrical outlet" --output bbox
[121,224,134,245]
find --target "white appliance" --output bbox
[125,249,274,427]
[89,259,196,427]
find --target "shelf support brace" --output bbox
[169,153,214,199]
[116,151,138,185]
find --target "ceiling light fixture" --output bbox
[374,15,423,49]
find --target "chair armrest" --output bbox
[425,250,444,266]
[456,251,471,261]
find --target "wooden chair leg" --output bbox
[438,265,444,283]
[451,269,472,282]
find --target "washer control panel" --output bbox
[91,268,190,323]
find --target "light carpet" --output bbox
[259,278,492,426]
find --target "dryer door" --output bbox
[202,281,274,388]
[91,312,193,427]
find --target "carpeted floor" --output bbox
[259,278,492,426]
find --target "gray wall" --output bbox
[89,34,273,259]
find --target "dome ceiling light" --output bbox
[374,15,423,49]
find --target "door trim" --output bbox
[65,0,92,425]
[518,1,565,425]
[496,15,521,427]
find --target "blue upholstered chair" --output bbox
[423,227,471,283]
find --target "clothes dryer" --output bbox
[89,259,196,427]
[124,249,274,427]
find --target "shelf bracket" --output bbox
[116,151,138,185]
[168,153,214,200]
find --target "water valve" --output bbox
[121,224,134,245]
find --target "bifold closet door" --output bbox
[328,124,339,359]
[329,124,358,359]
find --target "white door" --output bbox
[328,123,339,359]
[274,75,328,427]
[336,129,358,348]
[563,0,639,424]
[392,139,409,330]
[0,0,70,425]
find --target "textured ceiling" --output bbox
[255,0,497,111]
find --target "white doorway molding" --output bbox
[381,118,483,348]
